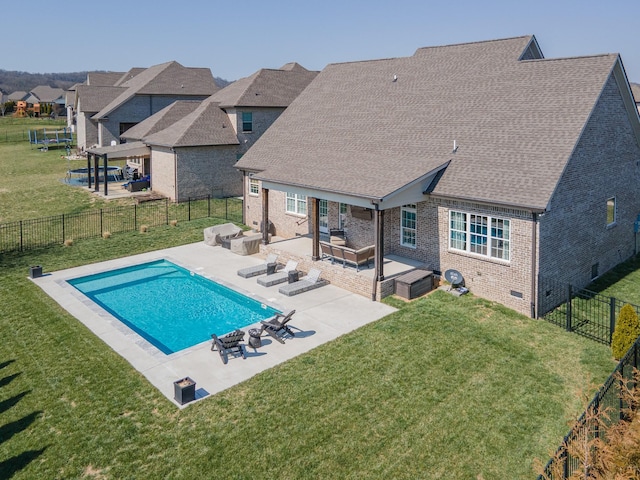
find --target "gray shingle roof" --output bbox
[93,61,219,119]
[75,85,124,113]
[120,100,202,140]
[631,83,640,104]
[30,85,65,103]
[210,63,318,108]
[86,72,126,86]
[8,91,28,101]
[142,100,238,148]
[236,36,627,210]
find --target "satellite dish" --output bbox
[110,140,117,146]
[444,269,464,286]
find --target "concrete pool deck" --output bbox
[32,242,396,408]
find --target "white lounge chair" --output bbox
[278,268,328,296]
[237,254,278,278]
[257,260,298,287]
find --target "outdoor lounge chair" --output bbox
[211,329,246,364]
[278,268,328,296]
[260,310,296,344]
[237,253,279,278]
[257,260,298,287]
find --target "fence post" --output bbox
[165,198,169,225]
[19,220,23,252]
[134,203,137,230]
[207,195,211,218]
[62,214,65,243]
[188,198,191,221]
[100,209,103,235]
[609,297,616,346]
[225,197,228,219]
[566,284,572,332]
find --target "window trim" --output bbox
[400,204,417,249]
[448,210,510,261]
[285,192,307,216]
[249,178,259,197]
[241,111,253,133]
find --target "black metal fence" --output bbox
[0,195,243,253]
[538,275,640,345]
[537,338,640,479]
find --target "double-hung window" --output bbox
[242,112,253,132]
[249,178,259,196]
[286,192,307,215]
[401,204,417,248]
[449,211,510,261]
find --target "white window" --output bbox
[339,203,347,229]
[607,197,616,226]
[286,192,307,215]
[249,178,259,196]
[449,211,510,261]
[401,204,417,248]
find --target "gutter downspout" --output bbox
[172,148,178,201]
[372,203,382,301]
[530,212,538,318]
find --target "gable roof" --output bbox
[142,98,239,148]
[209,63,318,108]
[75,85,124,113]
[93,61,219,120]
[8,91,28,101]
[632,83,640,104]
[236,35,635,211]
[120,100,202,140]
[30,85,65,103]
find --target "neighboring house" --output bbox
[29,85,66,115]
[632,82,640,114]
[7,91,28,102]
[75,61,218,151]
[119,63,318,201]
[235,35,640,317]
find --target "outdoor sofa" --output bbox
[319,241,375,271]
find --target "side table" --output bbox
[248,328,262,348]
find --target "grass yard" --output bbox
[0,221,615,479]
[0,118,134,223]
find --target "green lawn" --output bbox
[0,223,615,479]
[0,117,621,478]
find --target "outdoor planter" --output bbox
[173,377,196,405]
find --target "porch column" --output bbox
[261,187,270,245]
[87,153,92,189]
[103,154,108,196]
[374,208,384,281]
[311,197,320,261]
[93,153,99,192]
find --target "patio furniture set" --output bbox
[210,310,297,364]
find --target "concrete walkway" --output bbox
[32,242,396,408]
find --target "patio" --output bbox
[32,241,396,408]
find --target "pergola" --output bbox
[86,142,150,195]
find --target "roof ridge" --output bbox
[519,53,619,63]
[414,35,532,53]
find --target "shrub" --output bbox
[102,231,111,239]
[612,304,640,360]
[139,225,148,233]
[63,239,73,247]
[170,220,178,227]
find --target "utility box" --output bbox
[395,270,433,300]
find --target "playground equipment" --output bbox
[13,101,27,118]
[28,127,74,150]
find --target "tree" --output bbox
[612,304,640,360]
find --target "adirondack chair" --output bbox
[211,329,246,364]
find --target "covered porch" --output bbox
[259,234,430,300]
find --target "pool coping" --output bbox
[31,242,397,408]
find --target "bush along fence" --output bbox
[537,337,640,479]
[0,195,243,253]
[537,275,640,345]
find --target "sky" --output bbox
[4,0,640,83]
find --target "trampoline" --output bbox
[66,166,123,185]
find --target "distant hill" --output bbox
[0,69,232,95]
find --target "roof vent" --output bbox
[452,140,459,153]
[392,74,398,82]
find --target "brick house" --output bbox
[119,63,318,201]
[74,62,218,151]
[234,35,640,317]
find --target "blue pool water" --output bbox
[68,259,279,354]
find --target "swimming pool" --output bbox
[68,259,279,354]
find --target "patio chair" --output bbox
[260,310,296,344]
[211,329,246,364]
[278,268,329,296]
[237,253,278,278]
[257,260,298,287]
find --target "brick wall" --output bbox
[149,147,175,200]
[539,73,640,289]
[175,146,242,201]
